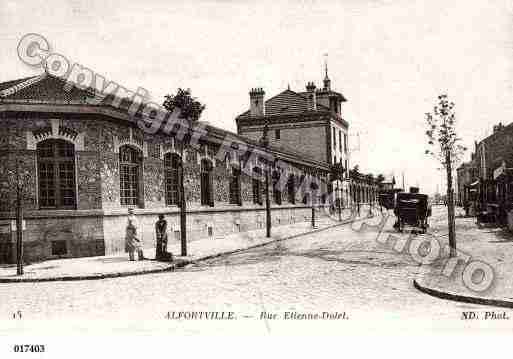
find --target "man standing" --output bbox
[155,214,169,261]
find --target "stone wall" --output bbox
[0,214,104,263]
[102,205,325,256]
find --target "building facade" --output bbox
[0,72,340,264]
[465,122,513,223]
[0,70,378,264]
[236,71,360,207]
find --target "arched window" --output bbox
[300,175,308,204]
[310,181,319,206]
[272,170,282,205]
[287,174,296,204]
[229,165,241,205]
[37,139,76,209]
[119,145,142,206]
[164,153,181,206]
[252,167,263,205]
[201,159,214,206]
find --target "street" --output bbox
[0,207,507,335]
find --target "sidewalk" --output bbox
[415,209,513,306]
[0,209,371,282]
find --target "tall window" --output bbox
[37,139,76,209]
[119,145,142,206]
[275,129,281,140]
[332,127,336,149]
[229,166,241,205]
[344,133,348,153]
[253,167,263,205]
[272,170,282,205]
[164,153,181,206]
[339,130,342,152]
[201,159,214,206]
[287,174,295,204]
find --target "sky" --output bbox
[1,0,512,195]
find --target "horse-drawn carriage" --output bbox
[378,188,403,210]
[393,192,431,233]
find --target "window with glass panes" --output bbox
[252,167,263,205]
[164,153,181,206]
[287,174,295,204]
[229,166,241,205]
[119,145,142,206]
[272,170,282,205]
[37,139,76,209]
[201,159,214,206]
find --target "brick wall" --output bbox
[477,125,513,179]
[240,123,328,163]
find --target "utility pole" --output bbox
[265,164,271,238]
[15,159,23,276]
[311,181,316,228]
[260,123,271,238]
[179,148,187,256]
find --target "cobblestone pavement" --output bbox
[0,209,508,335]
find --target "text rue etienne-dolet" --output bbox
[164,311,349,320]
[260,311,348,320]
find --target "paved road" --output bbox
[0,208,507,334]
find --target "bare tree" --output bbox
[425,94,466,257]
[4,158,33,274]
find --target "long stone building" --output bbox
[0,70,378,263]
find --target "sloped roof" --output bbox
[0,75,39,92]
[0,72,105,105]
[236,87,348,129]
[237,89,334,119]
[0,73,330,170]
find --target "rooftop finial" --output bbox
[324,53,328,78]
[323,53,331,90]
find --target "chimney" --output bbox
[493,122,504,133]
[249,88,265,117]
[306,82,317,111]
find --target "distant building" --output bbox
[470,122,513,223]
[235,69,374,207]
[378,175,396,191]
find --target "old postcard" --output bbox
[0,0,512,357]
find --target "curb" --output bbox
[413,279,513,309]
[0,214,375,283]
